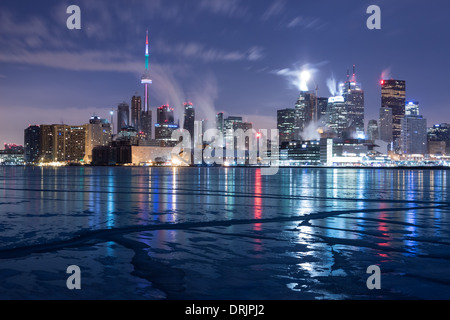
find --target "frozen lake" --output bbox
[0,166,449,300]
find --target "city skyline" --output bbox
[2,1,450,302]
[1,1,450,146]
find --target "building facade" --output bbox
[277,108,296,144]
[378,107,393,143]
[381,79,406,146]
[155,105,178,143]
[183,102,195,139]
[327,96,348,139]
[400,115,428,155]
[85,116,112,164]
[117,103,130,131]
[24,125,41,163]
[131,96,142,132]
[294,91,316,140]
[340,69,365,137]
[367,120,379,141]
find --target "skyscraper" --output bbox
[379,107,393,143]
[65,125,87,162]
[216,112,225,138]
[39,125,54,162]
[141,111,152,140]
[131,96,142,132]
[141,29,153,140]
[367,120,379,141]
[277,108,296,144]
[400,115,428,155]
[157,105,175,124]
[85,116,112,164]
[381,79,406,145]
[340,66,365,137]
[183,102,195,138]
[117,102,130,130]
[317,97,329,127]
[39,124,87,163]
[224,116,243,149]
[428,123,450,154]
[155,105,178,142]
[327,96,348,139]
[294,91,316,140]
[24,125,41,163]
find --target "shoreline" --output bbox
[3,164,450,171]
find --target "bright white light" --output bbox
[357,133,366,139]
[300,70,311,83]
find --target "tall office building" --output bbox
[214,112,225,147]
[24,125,41,163]
[405,101,419,116]
[340,67,365,137]
[428,123,450,154]
[40,125,87,163]
[277,108,296,144]
[131,96,142,132]
[224,116,243,130]
[317,97,329,127]
[117,102,130,131]
[294,92,316,140]
[141,29,153,141]
[157,105,175,124]
[327,96,348,139]
[400,115,427,155]
[216,112,224,134]
[233,121,253,150]
[53,125,67,162]
[367,120,379,141]
[40,125,54,162]
[381,79,406,144]
[183,102,195,138]
[85,116,112,164]
[428,123,450,141]
[379,107,393,143]
[141,110,152,140]
[65,126,87,162]
[155,105,178,142]
[224,116,243,148]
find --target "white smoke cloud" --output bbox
[381,67,392,80]
[188,73,219,125]
[150,66,220,131]
[326,75,338,97]
[300,120,322,141]
[276,66,315,92]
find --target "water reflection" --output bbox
[1,167,449,261]
[254,168,262,231]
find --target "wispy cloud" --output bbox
[287,16,324,29]
[197,0,248,18]
[155,40,264,63]
[261,0,286,21]
[0,49,141,73]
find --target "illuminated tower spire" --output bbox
[140,28,153,139]
[145,29,149,71]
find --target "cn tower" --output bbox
[140,29,152,139]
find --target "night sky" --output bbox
[1,0,450,145]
